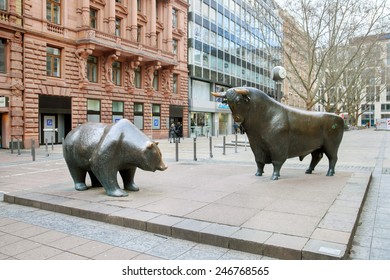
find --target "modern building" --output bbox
[359,33,390,127]
[0,0,189,149]
[187,0,283,136]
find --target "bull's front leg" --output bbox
[255,161,265,176]
[271,161,284,180]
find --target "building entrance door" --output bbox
[42,115,57,145]
[39,95,72,145]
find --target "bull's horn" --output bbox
[211,92,226,98]
[234,88,250,95]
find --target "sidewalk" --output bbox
[0,129,389,259]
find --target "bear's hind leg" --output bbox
[88,171,103,188]
[67,166,88,191]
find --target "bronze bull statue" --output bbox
[212,87,344,180]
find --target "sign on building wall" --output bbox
[376,118,390,130]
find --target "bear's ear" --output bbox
[146,141,154,149]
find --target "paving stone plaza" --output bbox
[0,128,389,260]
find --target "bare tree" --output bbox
[252,0,389,112]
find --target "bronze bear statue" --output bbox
[63,119,167,197]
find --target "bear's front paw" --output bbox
[106,188,128,197]
[75,183,88,191]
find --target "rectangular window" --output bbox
[46,46,61,77]
[112,61,121,86]
[0,0,7,11]
[156,32,160,48]
[135,67,141,88]
[137,25,142,43]
[172,8,178,29]
[115,17,121,36]
[0,39,6,73]
[87,55,98,83]
[173,74,178,94]
[172,39,178,55]
[137,0,141,12]
[112,101,124,122]
[153,70,159,90]
[387,86,390,102]
[134,103,144,129]
[46,0,61,24]
[90,8,97,29]
[87,99,100,122]
[152,104,161,130]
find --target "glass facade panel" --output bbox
[188,0,282,90]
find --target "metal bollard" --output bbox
[51,135,54,150]
[209,137,213,158]
[45,138,49,157]
[11,137,13,154]
[175,139,179,162]
[193,137,197,161]
[223,136,226,155]
[17,138,21,155]
[235,133,238,153]
[244,134,247,151]
[31,139,35,161]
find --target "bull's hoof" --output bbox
[75,183,88,191]
[271,175,279,180]
[255,171,263,176]
[124,184,139,192]
[305,169,313,174]
[106,188,128,197]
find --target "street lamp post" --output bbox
[272,66,286,102]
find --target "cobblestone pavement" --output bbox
[0,128,389,260]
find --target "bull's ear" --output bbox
[155,141,159,146]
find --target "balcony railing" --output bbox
[0,10,9,22]
[47,22,64,35]
[77,28,177,65]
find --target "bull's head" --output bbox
[212,87,251,125]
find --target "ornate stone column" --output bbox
[145,62,161,92]
[104,52,120,91]
[81,0,90,27]
[108,0,116,35]
[130,0,138,41]
[125,56,142,91]
[75,48,93,84]
[161,68,173,97]
[165,0,173,53]
[149,0,157,47]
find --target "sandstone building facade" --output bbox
[0,0,189,148]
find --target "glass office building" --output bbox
[188,0,282,136]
